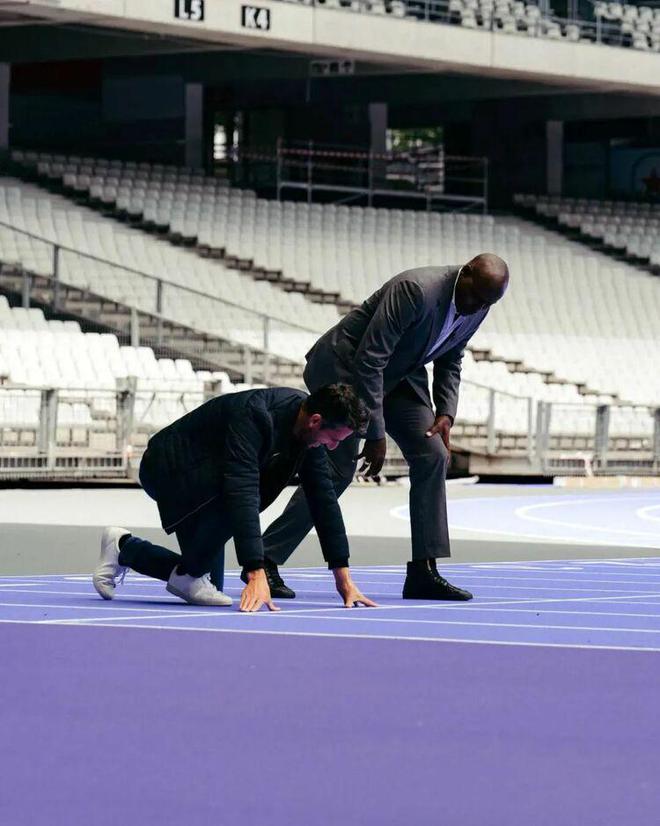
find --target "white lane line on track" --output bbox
[38,610,229,625]
[449,522,660,547]
[0,587,186,601]
[514,497,660,540]
[13,620,660,652]
[347,582,660,594]
[299,573,660,586]
[42,590,660,621]
[34,603,660,620]
[219,613,660,635]
[398,573,660,586]
[48,613,660,636]
[637,504,660,524]
[405,606,660,620]
[1,557,659,583]
[0,601,226,615]
[4,590,660,620]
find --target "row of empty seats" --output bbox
[0,298,244,430]
[594,1,660,49]
[276,0,660,48]
[6,153,659,435]
[515,193,660,265]
[0,174,336,362]
[448,0,584,41]
[454,351,653,436]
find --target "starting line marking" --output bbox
[3,556,660,651]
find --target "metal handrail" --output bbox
[0,217,325,337]
[273,0,653,47]
[0,376,655,413]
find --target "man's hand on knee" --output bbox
[425,415,452,451]
[239,568,280,613]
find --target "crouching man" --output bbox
[93,384,376,612]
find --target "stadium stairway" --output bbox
[0,268,303,388]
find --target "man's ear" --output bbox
[308,413,323,429]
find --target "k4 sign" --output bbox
[241,5,271,30]
[174,0,205,21]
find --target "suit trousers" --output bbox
[262,381,450,564]
[118,498,230,590]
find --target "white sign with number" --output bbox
[241,5,271,31]
[174,0,205,22]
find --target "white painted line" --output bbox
[413,606,660,621]
[449,521,660,547]
[637,504,660,524]
[320,571,660,586]
[5,589,660,620]
[0,587,185,602]
[0,601,220,615]
[415,573,660,586]
[379,582,660,593]
[422,592,660,610]
[270,613,660,635]
[16,620,660,653]
[514,497,660,540]
[38,609,230,625]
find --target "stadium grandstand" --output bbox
[0,1,659,824]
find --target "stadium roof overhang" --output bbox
[0,0,659,96]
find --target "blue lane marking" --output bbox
[392,491,660,547]
[2,558,660,650]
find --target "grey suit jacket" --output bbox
[304,266,488,440]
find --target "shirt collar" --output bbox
[451,266,463,313]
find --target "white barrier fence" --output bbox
[0,379,658,480]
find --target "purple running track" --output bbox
[1,623,659,826]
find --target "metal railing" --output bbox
[0,219,324,382]
[0,378,658,480]
[448,380,660,473]
[230,141,488,212]
[274,0,656,49]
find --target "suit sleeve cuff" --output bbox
[242,560,265,572]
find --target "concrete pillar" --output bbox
[0,63,10,151]
[546,120,563,196]
[369,102,388,188]
[185,83,204,169]
[369,102,387,154]
[594,404,610,468]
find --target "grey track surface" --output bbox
[4,525,656,577]
[1,479,657,576]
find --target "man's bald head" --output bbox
[455,252,509,316]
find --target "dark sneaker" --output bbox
[240,558,296,599]
[402,560,473,601]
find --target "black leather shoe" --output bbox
[402,560,473,601]
[240,558,296,599]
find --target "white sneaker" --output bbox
[166,569,233,607]
[93,526,131,600]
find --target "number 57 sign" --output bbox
[174,0,205,21]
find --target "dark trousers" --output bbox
[263,382,450,565]
[118,499,231,590]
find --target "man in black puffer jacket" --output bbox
[92,384,376,613]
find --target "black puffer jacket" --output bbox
[139,387,349,568]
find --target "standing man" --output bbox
[92,384,376,612]
[261,254,509,601]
